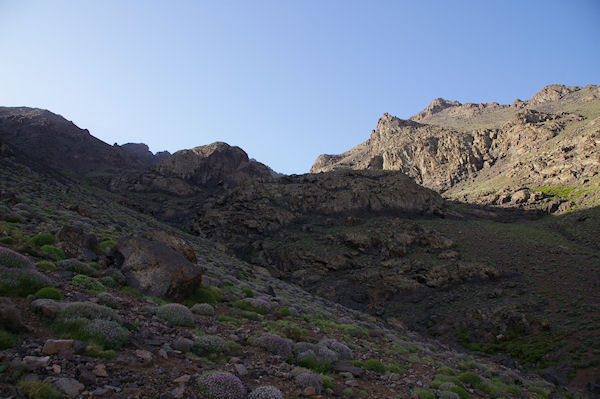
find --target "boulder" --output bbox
[141,230,197,263]
[55,224,98,261]
[113,235,202,300]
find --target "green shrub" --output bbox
[99,276,116,288]
[198,371,246,399]
[85,344,116,359]
[0,246,31,268]
[439,392,460,399]
[429,374,461,389]
[59,259,98,277]
[57,301,121,323]
[188,287,221,305]
[191,303,215,316]
[277,307,292,317]
[237,310,261,321]
[0,249,52,297]
[36,261,57,272]
[28,233,54,248]
[34,286,62,300]
[217,315,241,327]
[55,302,127,349]
[71,274,105,292]
[97,239,116,254]
[156,303,194,327]
[193,335,227,356]
[233,298,271,314]
[450,386,471,399]
[414,388,435,399]
[16,379,61,399]
[363,358,386,373]
[97,292,119,308]
[458,372,482,387]
[56,318,129,349]
[0,329,16,349]
[296,352,332,373]
[0,236,15,245]
[241,287,254,297]
[322,375,333,390]
[40,245,64,261]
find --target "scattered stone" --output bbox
[52,364,62,374]
[135,349,153,362]
[173,374,190,384]
[93,364,109,377]
[22,355,50,369]
[234,363,248,376]
[31,298,63,319]
[54,377,85,398]
[303,386,316,396]
[78,367,98,385]
[42,339,74,355]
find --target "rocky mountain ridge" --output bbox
[311,84,600,212]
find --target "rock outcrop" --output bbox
[118,143,170,165]
[311,84,600,211]
[109,142,274,197]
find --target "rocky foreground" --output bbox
[0,152,566,398]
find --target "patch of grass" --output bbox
[296,353,333,373]
[363,358,386,373]
[0,329,16,349]
[16,379,61,399]
[533,186,575,201]
[121,286,143,297]
[264,320,306,341]
[186,286,221,306]
[241,287,254,297]
[217,315,241,327]
[85,343,116,359]
[458,328,560,368]
[414,388,435,399]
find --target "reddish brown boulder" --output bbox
[113,235,202,300]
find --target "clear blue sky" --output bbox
[1,1,598,174]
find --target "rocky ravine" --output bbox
[311,84,600,211]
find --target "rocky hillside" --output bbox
[0,151,567,399]
[0,107,148,175]
[311,84,600,212]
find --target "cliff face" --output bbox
[311,84,600,210]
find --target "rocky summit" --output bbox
[312,84,600,212]
[1,83,600,399]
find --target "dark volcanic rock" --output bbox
[113,235,202,300]
[119,143,170,165]
[55,225,98,261]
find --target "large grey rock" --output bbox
[113,235,202,300]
